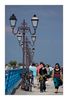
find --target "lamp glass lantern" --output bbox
[31,35,36,45]
[31,14,39,29]
[17,32,22,42]
[9,14,17,28]
[32,48,35,53]
[17,36,22,42]
[19,40,23,48]
[21,44,23,48]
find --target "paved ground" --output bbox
[15,78,63,95]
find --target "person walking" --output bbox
[37,62,45,88]
[29,63,37,86]
[52,63,63,93]
[37,62,43,75]
[46,64,50,78]
[39,63,47,92]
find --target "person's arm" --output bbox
[51,70,54,78]
[60,71,63,81]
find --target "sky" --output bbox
[5,5,63,66]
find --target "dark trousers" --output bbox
[40,79,46,92]
[55,86,59,89]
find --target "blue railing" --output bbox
[5,68,24,94]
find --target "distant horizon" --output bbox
[5,5,63,67]
[5,60,63,67]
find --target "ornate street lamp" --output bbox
[20,42,23,48]
[31,14,39,34]
[9,14,39,67]
[9,14,17,29]
[31,35,36,45]
[32,48,35,55]
[17,29,22,42]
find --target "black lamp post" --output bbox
[9,14,39,68]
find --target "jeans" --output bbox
[40,79,46,92]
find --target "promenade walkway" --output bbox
[15,78,63,95]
